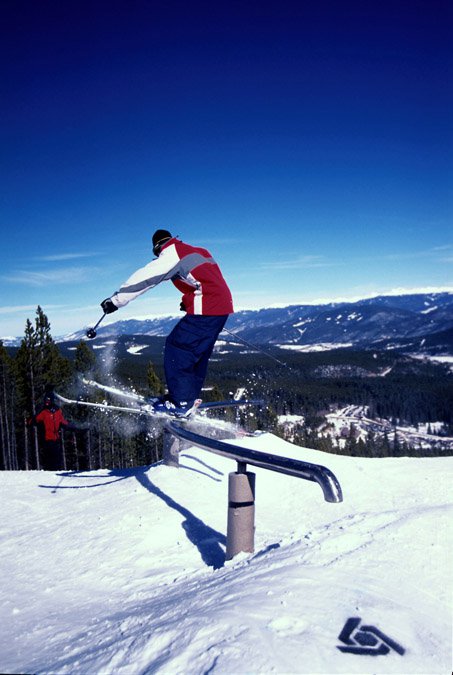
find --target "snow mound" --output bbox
[1,433,451,674]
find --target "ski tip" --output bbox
[179,398,203,418]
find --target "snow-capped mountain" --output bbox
[2,292,452,353]
[61,292,453,354]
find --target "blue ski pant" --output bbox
[164,314,228,406]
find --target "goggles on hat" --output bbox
[153,236,171,257]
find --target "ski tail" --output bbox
[55,392,144,415]
[81,378,145,403]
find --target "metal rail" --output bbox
[166,421,343,503]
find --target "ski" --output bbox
[55,392,202,420]
[80,379,263,412]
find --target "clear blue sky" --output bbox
[1,0,452,338]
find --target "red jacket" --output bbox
[111,237,233,316]
[35,407,68,442]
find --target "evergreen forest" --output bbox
[1,307,452,472]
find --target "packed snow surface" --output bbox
[126,345,149,355]
[1,432,451,674]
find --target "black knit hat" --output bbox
[44,385,55,402]
[44,392,55,406]
[152,229,172,253]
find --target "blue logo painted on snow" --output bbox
[337,617,405,656]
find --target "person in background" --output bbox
[100,229,234,417]
[32,392,72,470]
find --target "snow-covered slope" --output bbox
[1,433,451,674]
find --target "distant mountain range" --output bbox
[59,291,453,355]
[3,292,453,355]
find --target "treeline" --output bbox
[205,351,453,457]
[289,420,451,459]
[2,308,452,470]
[0,307,163,471]
[207,352,453,432]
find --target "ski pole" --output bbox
[221,327,288,368]
[86,313,106,339]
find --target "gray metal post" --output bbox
[163,428,181,467]
[226,468,256,560]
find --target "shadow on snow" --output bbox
[39,465,226,569]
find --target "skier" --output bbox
[100,229,234,416]
[31,392,73,470]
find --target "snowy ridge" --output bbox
[1,433,451,674]
[58,291,453,354]
[2,292,452,351]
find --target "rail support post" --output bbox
[163,428,181,468]
[226,468,256,560]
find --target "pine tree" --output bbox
[14,319,40,468]
[147,361,164,396]
[74,341,96,375]
[208,384,224,402]
[34,306,72,390]
[14,307,72,469]
[0,342,18,470]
